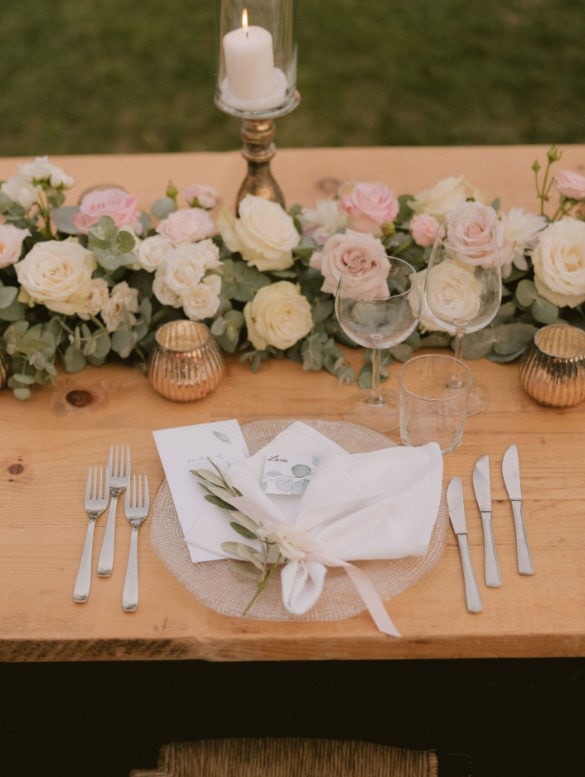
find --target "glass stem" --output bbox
[450,331,465,388]
[367,348,384,406]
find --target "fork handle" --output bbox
[97,496,118,577]
[73,519,96,603]
[122,526,140,612]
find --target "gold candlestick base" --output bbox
[237,117,285,209]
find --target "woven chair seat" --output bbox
[130,737,439,777]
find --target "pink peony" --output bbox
[74,188,141,234]
[410,213,440,247]
[339,182,399,233]
[156,208,216,244]
[310,229,390,296]
[554,170,585,201]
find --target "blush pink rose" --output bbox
[339,182,399,233]
[554,170,585,200]
[183,184,221,210]
[410,213,440,247]
[310,229,390,296]
[445,201,500,267]
[74,188,141,234]
[0,224,30,267]
[156,208,217,244]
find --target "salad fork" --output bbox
[97,445,131,577]
[122,474,150,612]
[73,466,108,603]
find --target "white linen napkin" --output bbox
[185,421,443,631]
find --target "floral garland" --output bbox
[0,146,583,399]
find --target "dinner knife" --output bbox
[447,476,482,613]
[472,455,502,587]
[502,444,535,575]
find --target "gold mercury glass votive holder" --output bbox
[148,321,224,402]
[0,341,9,391]
[519,323,585,408]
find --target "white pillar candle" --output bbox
[223,22,275,103]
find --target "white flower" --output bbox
[156,207,216,244]
[263,522,317,561]
[100,281,139,332]
[78,278,110,320]
[137,234,174,272]
[420,261,482,331]
[299,199,348,245]
[15,239,96,316]
[244,281,313,351]
[0,224,30,268]
[531,218,585,308]
[1,174,41,210]
[182,274,222,321]
[409,176,471,221]
[152,241,221,311]
[19,156,74,188]
[218,195,300,272]
[499,208,547,277]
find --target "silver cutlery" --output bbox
[122,474,150,612]
[97,445,131,577]
[472,455,502,587]
[73,466,108,603]
[447,476,482,613]
[502,444,535,575]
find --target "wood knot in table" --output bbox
[65,389,94,408]
[8,462,24,477]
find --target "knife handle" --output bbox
[456,534,483,613]
[511,501,535,575]
[480,512,502,587]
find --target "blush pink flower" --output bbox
[410,213,440,247]
[74,188,141,234]
[156,208,217,244]
[339,182,399,234]
[310,229,390,296]
[554,170,585,201]
[183,184,221,210]
[445,201,500,267]
[0,224,30,267]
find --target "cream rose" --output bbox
[408,176,471,220]
[182,274,222,321]
[78,278,110,320]
[309,229,390,296]
[15,239,97,315]
[156,207,217,243]
[445,201,500,267]
[244,281,313,351]
[218,195,300,272]
[137,234,173,272]
[0,224,30,267]
[531,218,585,308]
[423,260,482,330]
[100,281,140,332]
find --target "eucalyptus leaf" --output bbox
[0,286,18,308]
[531,296,560,324]
[515,279,538,308]
[62,345,87,373]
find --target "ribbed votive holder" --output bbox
[148,321,224,402]
[0,341,9,390]
[519,323,585,407]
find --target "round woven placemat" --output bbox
[150,419,448,622]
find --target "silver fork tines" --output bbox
[73,466,108,603]
[97,445,131,577]
[122,474,150,613]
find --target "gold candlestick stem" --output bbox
[237,118,285,209]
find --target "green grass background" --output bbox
[1,0,583,156]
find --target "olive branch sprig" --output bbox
[191,460,283,614]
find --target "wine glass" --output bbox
[335,255,419,431]
[424,230,502,415]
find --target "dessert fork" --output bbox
[73,466,108,603]
[97,445,131,577]
[122,474,150,612]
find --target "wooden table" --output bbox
[1,145,584,663]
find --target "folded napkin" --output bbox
[186,421,443,636]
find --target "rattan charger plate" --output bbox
[150,419,448,622]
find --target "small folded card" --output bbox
[261,452,320,495]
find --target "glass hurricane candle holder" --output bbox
[147,321,224,402]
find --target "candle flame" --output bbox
[242,8,249,31]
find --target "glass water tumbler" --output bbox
[215,0,298,118]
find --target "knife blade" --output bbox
[472,455,502,587]
[447,476,482,613]
[502,444,535,575]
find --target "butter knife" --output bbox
[502,444,534,575]
[447,476,482,613]
[472,455,502,587]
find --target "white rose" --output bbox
[100,281,139,332]
[409,176,471,220]
[158,244,206,298]
[191,238,221,270]
[19,156,74,188]
[309,229,390,296]
[137,234,173,272]
[78,278,109,320]
[182,274,222,321]
[1,173,40,210]
[218,195,300,272]
[15,239,96,315]
[244,281,313,351]
[532,218,585,308]
[156,207,216,244]
[422,260,482,331]
[0,224,30,267]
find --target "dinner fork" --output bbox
[73,466,108,603]
[97,444,131,577]
[122,474,150,612]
